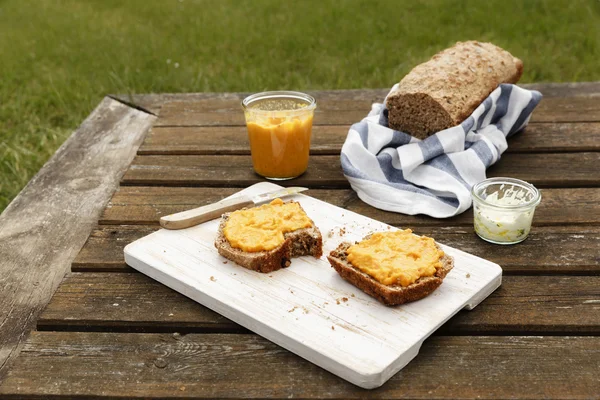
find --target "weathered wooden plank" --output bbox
[441,275,600,335]
[533,96,600,123]
[140,125,345,155]
[155,108,363,127]
[72,225,600,274]
[113,82,600,117]
[113,90,386,116]
[0,98,155,380]
[138,122,600,155]
[101,187,600,227]
[521,81,600,97]
[121,153,600,188]
[1,332,598,398]
[37,273,600,335]
[72,225,158,272]
[153,96,600,127]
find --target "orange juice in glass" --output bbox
[242,91,316,180]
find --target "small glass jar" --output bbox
[242,91,316,180]
[471,177,542,245]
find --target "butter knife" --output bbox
[159,187,308,230]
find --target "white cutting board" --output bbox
[124,182,502,389]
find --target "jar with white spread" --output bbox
[471,177,541,245]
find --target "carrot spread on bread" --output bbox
[215,199,323,273]
[346,230,445,287]
[224,198,313,252]
[327,230,453,306]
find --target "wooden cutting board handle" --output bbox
[159,195,254,230]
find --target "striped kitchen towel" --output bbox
[341,83,542,218]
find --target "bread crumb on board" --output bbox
[288,306,298,313]
[335,297,349,305]
[210,276,216,282]
[466,273,471,278]
[331,326,335,331]
[327,226,348,238]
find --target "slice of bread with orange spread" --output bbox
[327,229,453,305]
[214,198,323,273]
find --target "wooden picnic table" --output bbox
[0,83,599,398]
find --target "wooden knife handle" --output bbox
[159,195,254,230]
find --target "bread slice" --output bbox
[214,201,323,273]
[386,40,523,139]
[327,238,454,306]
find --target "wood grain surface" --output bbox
[0,98,155,381]
[1,332,598,399]
[122,153,600,188]
[38,273,600,335]
[151,96,600,127]
[139,122,600,155]
[72,225,600,274]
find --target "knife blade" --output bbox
[159,187,308,230]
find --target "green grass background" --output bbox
[1,0,599,212]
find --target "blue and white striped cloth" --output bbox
[341,84,542,218]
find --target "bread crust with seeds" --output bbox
[327,238,454,306]
[386,40,523,139]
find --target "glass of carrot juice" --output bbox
[241,91,316,180]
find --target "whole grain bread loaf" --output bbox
[214,202,323,273]
[386,41,523,139]
[327,237,454,306]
